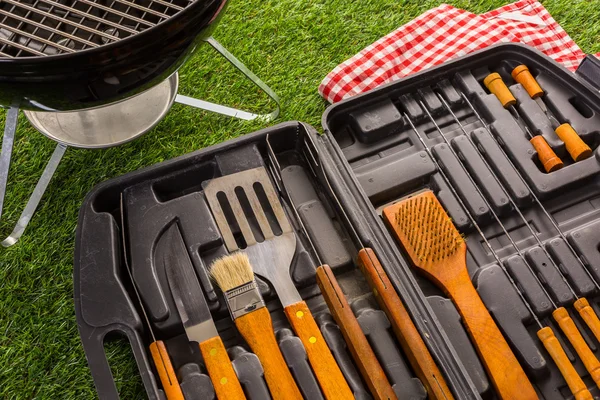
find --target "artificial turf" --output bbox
[1,0,599,398]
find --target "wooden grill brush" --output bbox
[382,191,538,400]
[402,109,593,400]
[211,252,302,400]
[434,91,600,389]
[265,135,455,400]
[461,92,600,344]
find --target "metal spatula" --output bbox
[204,167,352,400]
[205,167,297,297]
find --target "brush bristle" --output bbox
[210,252,255,291]
[394,193,463,265]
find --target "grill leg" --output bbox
[0,107,18,221]
[175,36,280,121]
[1,141,67,247]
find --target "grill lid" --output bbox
[0,0,193,58]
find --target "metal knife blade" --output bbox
[163,224,219,344]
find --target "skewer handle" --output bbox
[510,65,591,162]
[537,327,592,400]
[149,341,185,400]
[484,73,516,108]
[553,307,600,387]
[574,298,600,343]
[511,65,544,98]
[554,124,592,162]
[529,136,563,172]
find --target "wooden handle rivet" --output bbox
[210,348,217,356]
[309,336,317,344]
[220,377,228,385]
[373,288,379,297]
[296,311,304,318]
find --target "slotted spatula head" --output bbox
[204,167,300,306]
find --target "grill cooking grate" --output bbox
[0,0,192,58]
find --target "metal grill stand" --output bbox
[0,36,280,246]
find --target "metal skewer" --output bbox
[265,134,455,400]
[436,92,600,358]
[418,91,600,387]
[403,111,593,399]
[459,92,600,342]
[418,97,561,308]
[436,93,587,298]
[423,93,597,310]
[460,92,598,288]
[405,111,549,327]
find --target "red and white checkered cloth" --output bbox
[319,0,600,104]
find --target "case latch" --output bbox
[576,55,600,91]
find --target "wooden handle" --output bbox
[199,336,246,400]
[511,65,544,98]
[448,271,537,400]
[537,326,593,400]
[529,135,563,172]
[484,73,516,108]
[552,307,600,386]
[285,301,353,400]
[357,248,454,400]
[149,341,184,400]
[554,124,592,162]
[316,265,397,400]
[234,307,302,400]
[574,298,600,342]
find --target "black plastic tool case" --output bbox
[75,44,600,400]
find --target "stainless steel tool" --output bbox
[162,224,245,400]
[204,167,297,297]
[204,167,352,400]
[401,100,593,399]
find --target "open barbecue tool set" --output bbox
[75,44,600,399]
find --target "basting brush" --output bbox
[210,252,302,400]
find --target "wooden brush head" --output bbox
[210,252,255,292]
[382,190,468,287]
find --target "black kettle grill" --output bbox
[0,0,279,246]
[0,0,226,110]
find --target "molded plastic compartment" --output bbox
[74,43,600,400]
[75,122,459,399]
[322,44,600,399]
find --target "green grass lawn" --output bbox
[1,0,598,398]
